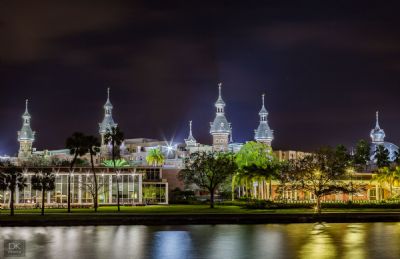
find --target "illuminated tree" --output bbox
[31,169,55,216]
[0,163,27,216]
[234,141,276,199]
[102,159,129,168]
[179,152,237,208]
[372,166,400,198]
[146,148,165,166]
[283,146,358,214]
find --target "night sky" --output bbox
[1,1,400,155]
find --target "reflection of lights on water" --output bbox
[299,223,337,259]
[152,231,192,259]
[343,224,366,259]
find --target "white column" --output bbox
[47,192,51,204]
[78,175,82,204]
[139,174,143,203]
[109,175,113,204]
[15,188,19,204]
[132,175,136,203]
[165,183,169,204]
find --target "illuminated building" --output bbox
[99,88,117,156]
[210,83,232,151]
[369,111,399,161]
[254,93,274,146]
[17,99,35,160]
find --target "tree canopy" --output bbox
[179,151,237,208]
[374,145,390,169]
[146,148,165,166]
[281,146,361,213]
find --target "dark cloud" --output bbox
[1,1,400,155]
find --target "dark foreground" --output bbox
[1,212,400,226]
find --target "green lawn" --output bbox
[2,205,400,216]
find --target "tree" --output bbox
[66,132,88,213]
[352,139,371,171]
[179,152,237,208]
[234,141,275,200]
[0,163,27,216]
[372,166,400,199]
[85,135,101,212]
[103,159,129,168]
[235,141,272,168]
[146,148,165,166]
[240,158,282,200]
[31,169,55,216]
[374,145,390,169]
[104,126,124,212]
[394,150,400,165]
[283,146,358,214]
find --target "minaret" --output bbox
[370,111,385,144]
[18,99,35,159]
[210,83,231,151]
[185,121,198,147]
[99,88,117,146]
[254,93,274,146]
[254,94,274,146]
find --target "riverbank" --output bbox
[1,212,400,226]
[1,205,400,226]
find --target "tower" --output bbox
[185,121,198,147]
[99,88,117,148]
[17,99,35,159]
[370,111,385,144]
[254,93,274,146]
[210,83,231,151]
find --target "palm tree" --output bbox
[374,166,400,198]
[103,159,130,168]
[0,163,27,216]
[146,148,165,166]
[104,126,124,212]
[85,135,100,212]
[31,170,55,216]
[66,132,88,213]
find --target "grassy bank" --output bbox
[3,205,400,215]
[1,205,400,226]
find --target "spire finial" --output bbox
[107,87,110,100]
[262,93,265,106]
[189,120,193,135]
[25,99,29,112]
[218,82,222,98]
[376,111,380,128]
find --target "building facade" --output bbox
[0,166,168,208]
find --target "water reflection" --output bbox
[0,223,399,259]
[299,223,337,259]
[343,224,366,259]
[151,231,192,259]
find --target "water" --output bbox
[0,223,400,259]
